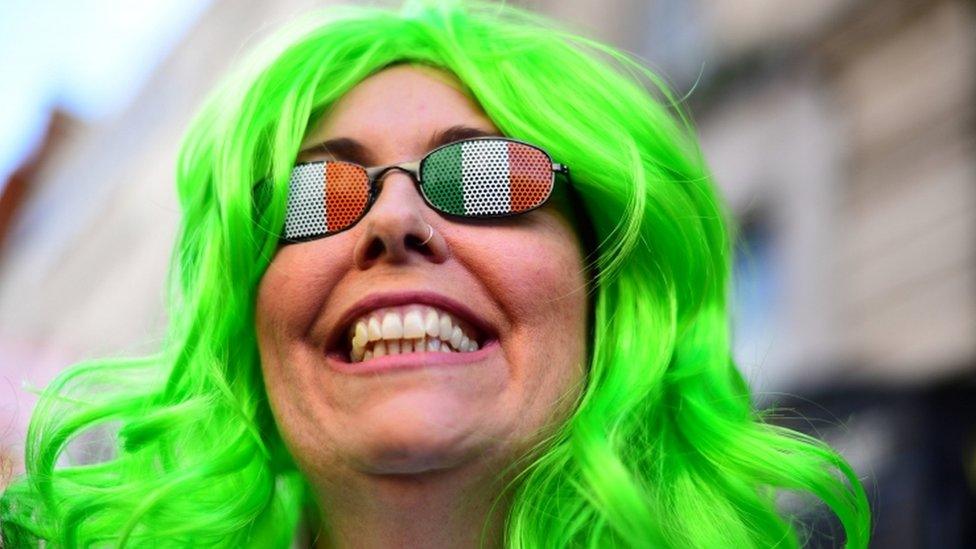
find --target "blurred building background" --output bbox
[1,0,973,546]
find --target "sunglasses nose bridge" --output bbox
[369,163,425,204]
[373,166,419,185]
[369,163,421,186]
[366,163,426,207]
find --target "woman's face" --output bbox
[255,65,588,487]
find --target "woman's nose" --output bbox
[352,171,449,269]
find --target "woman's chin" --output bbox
[348,403,493,475]
[356,426,487,474]
[356,446,468,476]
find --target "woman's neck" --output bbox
[311,463,511,549]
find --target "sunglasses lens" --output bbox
[285,161,370,239]
[422,139,554,217]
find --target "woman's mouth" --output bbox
[326,336,500,377]
[344,304,484,362]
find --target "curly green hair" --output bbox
[1,1,871,546]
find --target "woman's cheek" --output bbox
[258,252,340,336]
[490,246,585,328]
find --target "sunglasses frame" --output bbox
[281,136,570,243]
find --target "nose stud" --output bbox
[419,224,434,246]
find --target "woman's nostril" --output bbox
[406,233,435,255]
[364,239,385,261]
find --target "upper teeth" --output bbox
[348,305,480,362]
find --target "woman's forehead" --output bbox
[299,64,499,160]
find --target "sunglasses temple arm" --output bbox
[552,165,591,257]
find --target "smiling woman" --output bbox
[0,1,870,547]
[256,65,590,546]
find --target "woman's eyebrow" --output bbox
[427,125,501,149]
[297,138,374,165]
[296,125,499,164]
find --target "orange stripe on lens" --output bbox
[324,162,370,233]
[507,141,552,212]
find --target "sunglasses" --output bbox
[282,136,569,242]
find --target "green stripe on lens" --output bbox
[421,142,466,215]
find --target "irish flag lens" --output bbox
[422,140,553,216]
[284,161,369,239]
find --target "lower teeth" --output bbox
[352,337,479,362]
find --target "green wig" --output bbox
[0,1,871,546]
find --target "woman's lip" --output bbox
[326,339,500,376]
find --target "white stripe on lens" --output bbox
[461,140,511,215]
[285,163,328,239]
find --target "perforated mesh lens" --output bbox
[284,161,369,239]
[422,139,554,217]
[283,138,560,243]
